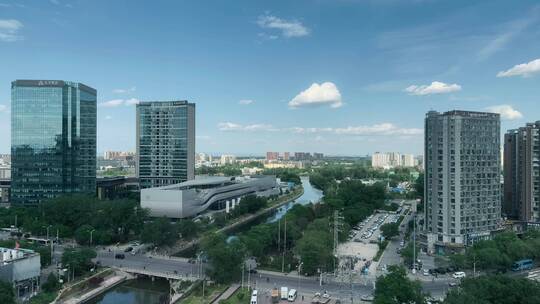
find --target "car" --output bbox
[188,258,196,264]
[452,271,466,279]
[124,246,133,252]
[360,294,374,302]
[423,269,430,276]
[448,282,458,287]
[115,253,125,259]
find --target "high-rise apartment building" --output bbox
[402,154,416,167]
[283,152,290,161]
[11,80,97,204]
[266,152,279,161]
[424,111,501,250]
[372,152,416,168]
[294,152,311,161]
[504,122,540,222]
[136,101,195,189]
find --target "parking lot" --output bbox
[336,210,403,276]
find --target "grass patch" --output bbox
[29,291,58,304]
[181,282,227,304]
[373,240,389,262]
[219,288,252,304]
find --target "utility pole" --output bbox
[282,217,287,273]
[241,262,245,290]
[412,212,416,274]
[333,210,343,276]
[248,264,251,291]
[277,219,281,251]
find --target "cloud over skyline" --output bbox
[288,82,343,109]
[497,58,540,78]
[257,15,310,38]
[405,81,462,96]
[99,98,139,107]
[0,19,23,42]
[485,104,523,120]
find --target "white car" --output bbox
[452,271,466,279]
[423,269,430,276]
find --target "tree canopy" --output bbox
[444,275,540,304]
[374,265,427,304]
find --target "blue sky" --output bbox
[1,0,539,156]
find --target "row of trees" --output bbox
[0,195,146,246]
[374,265,540,304]
[447,231,540,272]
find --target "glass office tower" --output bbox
[11,80,97,204]
[136,101,195,189]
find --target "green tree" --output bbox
[201,233,245,283]
[374,265,427,304]
[380,223,400,240]
[42,273,60,293]
[140,217,177,246]
[295,218,334,275]
[0,281,15,304]
[444,275,540,304]
[61,248,97,276]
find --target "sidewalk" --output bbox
[210,284,240,303]
[60,275,127,304]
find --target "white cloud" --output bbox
[99,99,124,107]
[220,122,422,137]
[257,15,309,38]
[477,12,538,61]
[218,122,277,132]
[105,115,112,120]
[113,86,136,94]
[497,58,540,78]
[238,99,254,105]
[405,81,461,96]
[0,105,7,112]
[288,82,343,109]
[485,105,523,120]
[291,123,422,136]
[0,19,23,42]
[124,98,140,106]
[99,98,139,107]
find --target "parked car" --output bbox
[124,246,133,252]
[115,253,125,259]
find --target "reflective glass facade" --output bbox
[11,80,97,204]
[136,101,195,189]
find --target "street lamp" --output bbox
[297,262,303,293]
[89,229,96,246]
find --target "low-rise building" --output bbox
[141,175,279,218]
[0,247,41,301]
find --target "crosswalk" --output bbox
[527,269,540,281]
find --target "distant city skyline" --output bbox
[1,1,540,154]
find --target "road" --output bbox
[92,247,450,300]
[94,250,203,279]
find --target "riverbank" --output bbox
[171,186,305,257]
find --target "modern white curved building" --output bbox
[141,175,279,218]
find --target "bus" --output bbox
[512,259,533,271]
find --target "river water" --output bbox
[87,278,169,304]
[266,176,323,223]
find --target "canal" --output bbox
[266,176,323,222]
[87,277,170,304]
